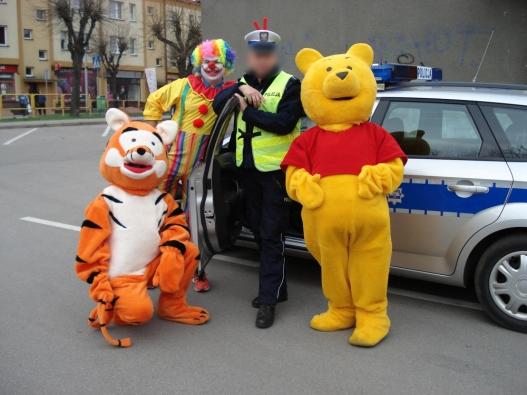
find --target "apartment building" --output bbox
[0,0,200,103]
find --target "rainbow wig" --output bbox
[191,39,236,75]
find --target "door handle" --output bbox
[447,184,489,194]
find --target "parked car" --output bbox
[188,81,527,333]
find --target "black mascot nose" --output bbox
[137,148,146,156]
[336,71,348,80]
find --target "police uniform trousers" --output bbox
[239,168,289,305]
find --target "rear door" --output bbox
[376,98,512,275]
[187,98,243,263]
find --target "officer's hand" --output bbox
[234,93,248,112]
[239,85,263,108]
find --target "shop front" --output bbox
[0,65,18,96]
[55,67,98,98]
[106,70,142,107]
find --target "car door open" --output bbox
[187,97,243,267]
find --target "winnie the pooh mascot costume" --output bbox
[75,109,208,348]
[282,43,407,347]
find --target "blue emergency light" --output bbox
[372,63,443,85]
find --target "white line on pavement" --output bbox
[20,216,81,232]
[3,128,38,146]
[21,216,482,311]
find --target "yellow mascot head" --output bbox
[295,43,376,131]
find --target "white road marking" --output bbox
[20,216,81,232]
[102,126,112,137]
[3,128,38,145]
[21,217,482,311]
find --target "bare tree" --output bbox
[50,0,103,116]
[151,9,202,77]
[98,34,128,108]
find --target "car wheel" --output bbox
[475,234,527,333]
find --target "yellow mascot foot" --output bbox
[349,315,390,347]
[310,308,355,332]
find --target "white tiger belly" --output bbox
[104,186,166,278]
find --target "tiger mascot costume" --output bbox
[75,108,208,348]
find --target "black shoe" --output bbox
[255,305,275,329]
[252,295,288,308]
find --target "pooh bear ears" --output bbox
[295,43,374,75]
[105,108,178,145]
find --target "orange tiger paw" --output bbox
[158,293,209,325]
[159,304,209,325]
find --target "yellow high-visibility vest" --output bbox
[236,71,300,172]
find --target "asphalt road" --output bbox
[1,124,526,395]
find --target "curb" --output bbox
[0,115,144,130]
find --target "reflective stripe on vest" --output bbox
[236,71,301,172]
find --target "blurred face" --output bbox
[201,56,225,85]
[246,50,279,79]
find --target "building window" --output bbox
[60,31,68,50]
[129,38,137,55]
[23,29,33,40]
[156,58,162,67]
[109,1,122,19]
[0,26,6,45]
[36,9,47,21]
[38,50,48,60]
[25,67,34,77]
[147,40,154,50]
[129,3,136,21]
[146,6,155,16]
[109,36,120,54]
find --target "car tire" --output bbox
[475,234,527,333]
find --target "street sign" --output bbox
[144,68,157,93]
[92,55,101,70]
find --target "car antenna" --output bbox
[472,30,494,83]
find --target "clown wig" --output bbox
[191,39,236,75]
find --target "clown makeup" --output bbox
[201,56,225,86]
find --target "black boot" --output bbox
[252,294,288,308]
[255,305,275,329]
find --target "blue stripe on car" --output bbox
[389,180,512,216]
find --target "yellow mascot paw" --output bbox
[349,315,390,347]
[310,308,355,331]
[297,174,325,209]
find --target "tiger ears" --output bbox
[105,108,130,132]
[346,43,374,66]
[156,120,178,145]
[295,48,323,75]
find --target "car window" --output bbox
[488,106,527,160]
[382,101,482,159]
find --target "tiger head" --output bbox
[100,108,178,193]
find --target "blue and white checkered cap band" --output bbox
[244,30,281,46]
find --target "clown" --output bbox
[144,39,236,291]
[75,109,208,348]
[144,39,236,206]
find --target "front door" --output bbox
[187,97,242,265]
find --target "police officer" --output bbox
[213,19,304,328]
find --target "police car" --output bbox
[187,64,527,333]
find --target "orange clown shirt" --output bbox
[281,122,407,176]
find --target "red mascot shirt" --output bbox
[281,122,407,176]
